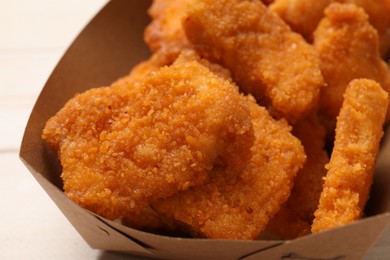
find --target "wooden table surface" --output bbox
[0,0,389,259]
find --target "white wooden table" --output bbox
[0,0,389,259]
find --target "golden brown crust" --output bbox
[154,96,306,240]
[184,0,324,123]
[270,0,390,56]
[312,79,388,233]
[314,3,390,133]
[42,55,253,220]
[144,0,191,63]
[270,0,330,42]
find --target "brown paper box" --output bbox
[20,0,390,259]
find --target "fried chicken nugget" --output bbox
[144,0,191,63]
[265,113,328,239]
[154,96,306,240]
[184,0,324,123]
[312,79,389,233]
[42,54,254,220]
[270,0,390,56]
[314,3,390,132]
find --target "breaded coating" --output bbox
[265,113,328,239]
[270,0,334,42]
[144,0,191,63]
[314,3,390,132]
[312,79,388,233]
[184,0,324,123]
[154,96,306,240]
[42,55,254,220]
[270,0,390,56]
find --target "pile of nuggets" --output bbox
[42,0,390,240]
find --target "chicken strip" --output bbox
[270,0,390,56]
[184,0,324,123]
[154,96,306,240]
[42,54,254,220]
[312,79,388,233]
[314,3,390,133]
[144,0,191,63]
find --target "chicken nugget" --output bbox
[312,79,388,233]
[42,54,254,220]
[265,113,328,239]
[154,96,306,240]
[270,0,390,56]
[314,3,390,133]
[184,0,324,123]
[144,0,191,63]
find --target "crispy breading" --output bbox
[265,113,328,239]
[270,0,390,56]
[312,79,388,233]
[270,0,334,42]
[184,0,324,123]
[154,96,306,240]
[42,55,253,220]
[144,0,191,63]
[314,3,390,133]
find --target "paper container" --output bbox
[20,0,390,259]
